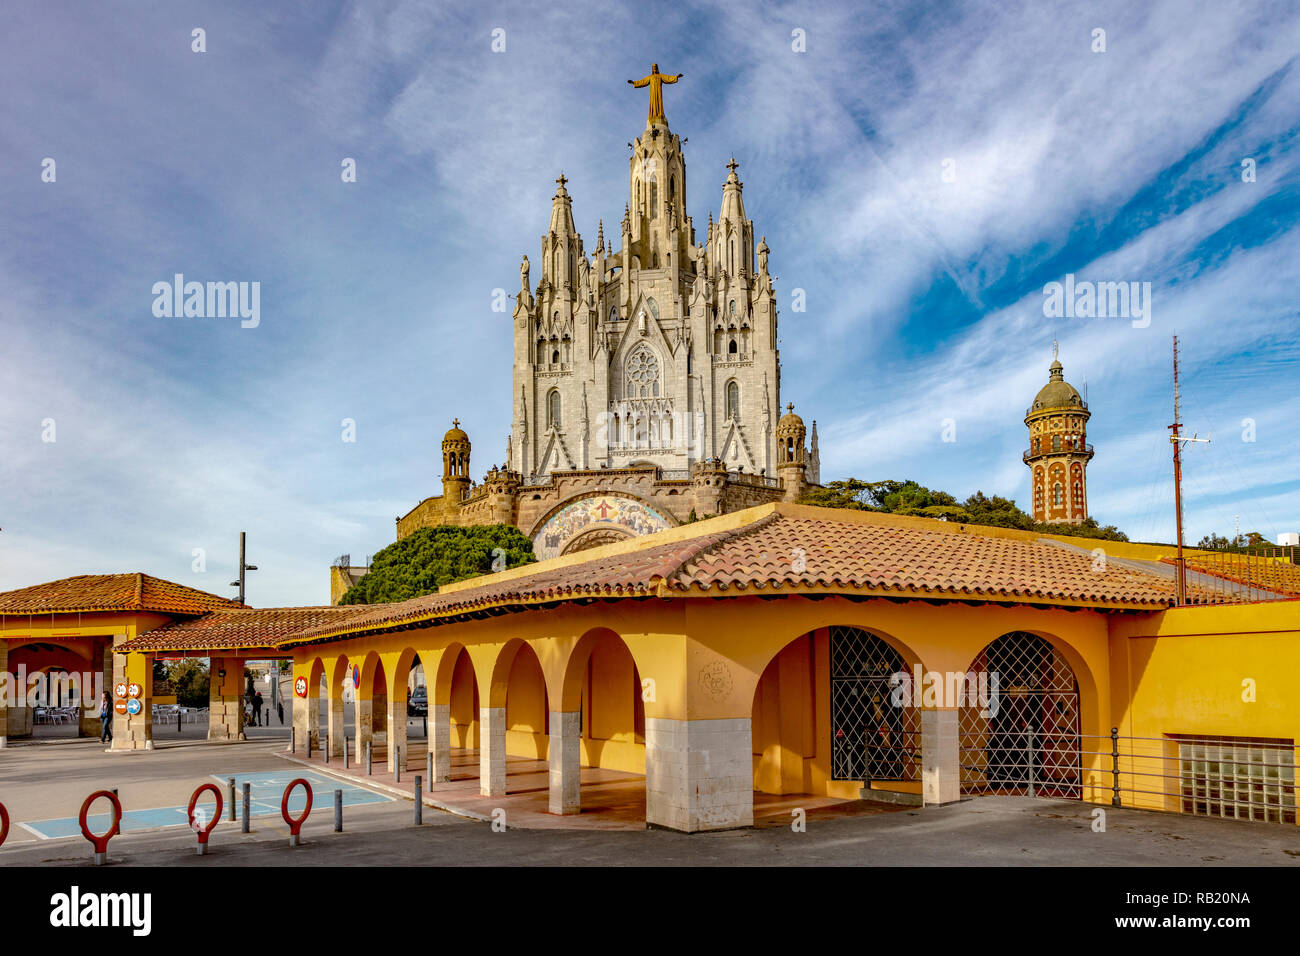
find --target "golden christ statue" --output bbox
[627,63,684,126]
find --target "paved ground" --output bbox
[2,738,1298,866]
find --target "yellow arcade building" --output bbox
[111,502,1300,832]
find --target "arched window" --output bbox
[1052,434,1062,452]
[726,381,740,421]
[1053,483,1063,507]
[609,305,618,323]
[649,175,658,218]
[647,298,659,321]
[728,338,738,354]
[536,339,546,364]
[669,175,675,201]
[548,390,561,429]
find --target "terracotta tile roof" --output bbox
[110,504,1215,653]
[0,573,242,616]
[117,606,355,652]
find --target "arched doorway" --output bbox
[958,631,1081,798]
[752,625,920,801]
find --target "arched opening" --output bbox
[726,380,740,421]
[958,631,1081,799]
[752,625,921,810]
[553,629,647,817]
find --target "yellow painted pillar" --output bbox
[291,658,318,750]
[386,676,407,774]
[0,639,8,748]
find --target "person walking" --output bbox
[277,700,284,725]
[253,690,264,727]
[99,692,113,744]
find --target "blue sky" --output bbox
[2,0,1297,607]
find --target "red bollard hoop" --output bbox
[281,778,313,844]
[79,790,122,859]
[0,802,9,848]
[188,783,223,847]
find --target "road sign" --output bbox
[114,682,128,699]
[113,700,128,715]
[294,677,307,698]
[127,683,142,699]
[126,698,142,716]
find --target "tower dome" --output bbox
[776,403,806,465]
[442,419,471,499]
[1030,358,1085,411]
[1024,350,1093,526]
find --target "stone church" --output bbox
[333,68,820,601]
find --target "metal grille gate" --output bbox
[830,626,919,782]
[959,632,1081,798]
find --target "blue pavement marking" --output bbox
[19,770,390,840]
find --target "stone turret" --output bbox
[776,404,807,501]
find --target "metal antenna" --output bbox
[1167,335,1210,605]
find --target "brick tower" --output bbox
[1024,346,1093,524]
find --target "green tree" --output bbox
[165,658,210,708]
[340,524,537,605]
[799,477,1129,541]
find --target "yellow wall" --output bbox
[1108,601,1300,819]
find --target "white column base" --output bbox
[479,706,507,797]
[922,708,961,806]
[645,717,753,832]
[548,711,582,814]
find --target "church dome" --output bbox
[777,403,805,434]
[1030,359,1084,412]
[443,420,469,444]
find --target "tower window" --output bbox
[649,175,658,219]
[1053,484,1063,508]
[727,381,740,421]
[548,390,561,429]
[1052,434,1062,452]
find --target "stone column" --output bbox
[645,716,753,832]
[0,640,8,748]
[208,657,245,740]
[429,703,451,782]
[479,706,507,797]
[327,682,346,758]
[921,708,960,806]
[111,650,153,751]
[548,711,582,814]
[354,696,373,765]
[386,693,407,773]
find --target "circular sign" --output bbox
[114,682,128,699]
[350,664,360,689]
[126,698,142,716]
[113,700,128,715]
[294,676,307,698]
[127,683,142,699]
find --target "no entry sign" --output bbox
[294,676,307,698]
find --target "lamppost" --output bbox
[229,531,258,605]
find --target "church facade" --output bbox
[378,68,820,583]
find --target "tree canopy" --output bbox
[798,478,1129,541]
[340,524,537,605]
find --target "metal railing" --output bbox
[959,728,1298,825]
[1170,547,1300,602]
[1022,442,1094,461]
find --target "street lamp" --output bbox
[229,531,258,605]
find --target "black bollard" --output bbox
[414,775,422,825]
[366,740,372,776]
[334,789,343,832]
[227,778,236,822]
[395,746,401,784]
[241,783,251,833]
[426,749,433,787]
[291,727,296,754]
[344,735,349,770]
[324,732,329,764]
[177,710,181,734]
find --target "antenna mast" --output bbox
[1167,335,1209,606]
